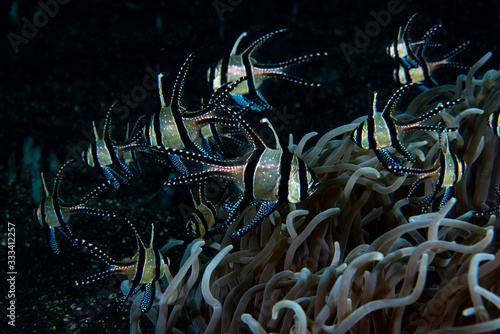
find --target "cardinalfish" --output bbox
[207,28,328,111]
[75,220,168,313]
[185,181,233,237]
[118,116,146,177]
[157,116,320,239]
[140,51,254,169]
[350,83,463,174]
[387,131,466,212]
[82,103,143,189]
[35,159,114,254]
[387,13,470,87]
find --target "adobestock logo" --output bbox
[7,0,72,54]
[212,0,245,21]
[339,0,404,64]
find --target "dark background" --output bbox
[1,0,499,333]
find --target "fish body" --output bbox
[388,13,470,87]
[208,29,327,110]
[160,118,320,238]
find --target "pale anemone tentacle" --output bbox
[202,244,234,334]
[284,208,340,270]
[272,299,309,334]
[464,253,495,322]
[339,167,380,209]
[336,252,384,322]
[330,241,341,267]
[327,253,429,334]
[155,240,204,333]
[285,209,309,240]
[295,132,318,159]
[302,123,360,164]
[241,313,268,334]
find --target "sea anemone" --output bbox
[121,53,500,333]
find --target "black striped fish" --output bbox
[35,159,113,254]
[75,221,168,313]
[157,117,320,239]
[142,51,252,161]
[185,181,231,237]
[207,29,328,110]
[388,131,466,212]
[387,13,470,87]
[118,116,146,177]
[350,83,463,173]
[82,103,141,189]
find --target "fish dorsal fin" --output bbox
[397,26,404,43]
[41,172,50,196]
[440,130,450,155]
[158,73,168,108]
[92,121,102,141]
[260,118,281,151]
[231,32,248,55]
[242,28,288,57]
[371,92,379,116]
[149,223,155,249]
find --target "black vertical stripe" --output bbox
[422,63,432,84]
[367,114,378,150]
[197,213,210,235]
[403,65,412,84]
[382,112,400,149]
[355,124,364,147]
[91,135,99,165]
[208,64,216,88]
[153,112,162,146]
[153,249,161,281]
[241,52,256,96]
[244,152,260,198]
[132,244,146,287]
[298,159,308,201]
[493,111,500,136]
[277,150,292,202]
[52,196,72,237]
[103,132,120,165]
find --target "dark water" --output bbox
[2,0,499,333]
